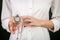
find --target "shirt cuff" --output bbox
[49,19,60,32]
[2,18,11,32]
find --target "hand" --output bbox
[8,17,23,33]
[23,16,43,27]
[23,16,54,30]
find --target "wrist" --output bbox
[40,20,54,30]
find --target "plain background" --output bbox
[0,0,60,40]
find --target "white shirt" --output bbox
[1,0,60,40]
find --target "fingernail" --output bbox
[24,26,26,27]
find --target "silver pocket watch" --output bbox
[14,14,21,25]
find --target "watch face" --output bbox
[15,17,20,22]
[14,15,21,24]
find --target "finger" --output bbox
[9,17,15,26]
[24,19,31,21]
[8,17,14,31]
[10,25,17,34]
[20,16,24,23]
[9,18,16,32]
[24,22,33,27]
[9,25,14,33]
[10,17,15,22]
[22,16,32,20]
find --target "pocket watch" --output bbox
[14,14,21,25]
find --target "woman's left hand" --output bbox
[23,16,44,27]
[23,16,54,30]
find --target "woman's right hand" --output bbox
[8,17,23,34]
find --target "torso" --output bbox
[9,0,53,40]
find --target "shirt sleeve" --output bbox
[49,0,60,32]
[1,0,12,32]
